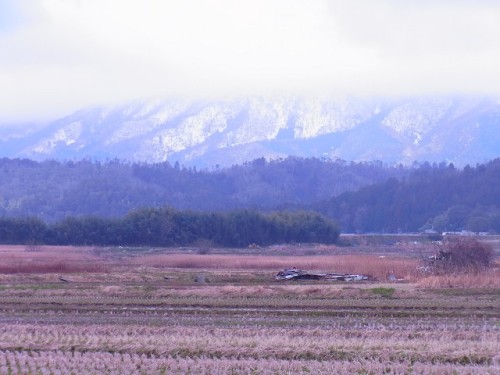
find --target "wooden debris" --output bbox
[275,268,368,281]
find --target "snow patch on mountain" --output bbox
[106,101,190,145]
[31,121,83,154]
[136,103,237,161]
[294,98,372,139]
[221,98,289,148]
[381,98,453,144]
[2,96,498,166]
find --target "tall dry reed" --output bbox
[129,254,417,280]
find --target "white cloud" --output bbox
[1,0,500,123]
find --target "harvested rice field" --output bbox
[0,243,498,374]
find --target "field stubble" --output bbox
[0,244,498,374]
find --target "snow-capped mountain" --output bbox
[1,96,499,167]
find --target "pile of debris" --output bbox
[275,268,368,281]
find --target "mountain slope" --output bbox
[0,157,406,221]
[1,96,499,166]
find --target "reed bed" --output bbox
[128,254,418,280]
[418,272,500,288]
[0,245,107,274]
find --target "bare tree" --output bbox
[431,237,493,274]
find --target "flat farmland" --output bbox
[0,244,498,374]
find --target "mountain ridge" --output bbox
[1,96,499,167]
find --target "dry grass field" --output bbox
[0,240,498,374]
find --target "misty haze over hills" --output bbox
[1,96,499,168]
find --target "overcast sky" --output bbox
[1,0,500,123]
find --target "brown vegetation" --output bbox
[0,241,498,374]
[0,243,498,287]
[127,253,417,281]
[0,245,109,274]
[418,271,500,288]
[434,237,494,272]
[0,280,498,374]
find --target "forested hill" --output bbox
[0,157,405,221]
[2,156,499,234]
[317,158,500,233]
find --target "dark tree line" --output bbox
[1,156,499,235]
[317,159,500,233]
[0,208,340,247]
[0,157,406,221]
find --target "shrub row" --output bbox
[0,208,340,248]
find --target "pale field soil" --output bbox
[2,351,497,375]
[0,289,498,374]
[0,244,499,374]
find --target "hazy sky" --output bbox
[1,0,500,123]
